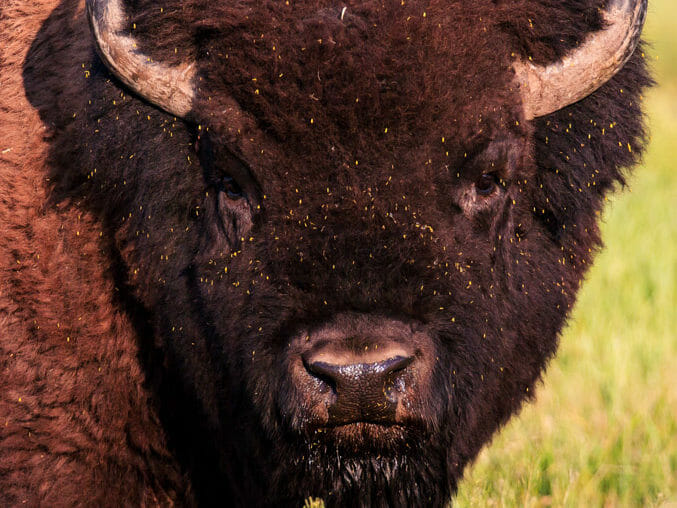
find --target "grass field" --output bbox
[453,0,677,506]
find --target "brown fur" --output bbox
[0,2,186,504]
[1,1,651,506]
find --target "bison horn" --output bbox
[515,0,647,120]
[86,0,196,118]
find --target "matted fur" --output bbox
[1,0,651,506]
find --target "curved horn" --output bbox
[86,0,196,118]
[515,0,647,120]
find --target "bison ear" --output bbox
[515,0,647,120]
[86,0,196,118]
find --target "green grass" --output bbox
[454,0,677,506]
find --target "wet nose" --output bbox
[304,353,414,425]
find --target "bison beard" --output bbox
[0,0,651,506]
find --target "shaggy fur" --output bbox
[1,0,651,506]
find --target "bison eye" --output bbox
[475,173,497,196]
[219,175,244,200]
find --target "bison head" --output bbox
[32,0,650,505]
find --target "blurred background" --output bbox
[454,0,677,505]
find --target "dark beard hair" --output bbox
[269,425,453,508]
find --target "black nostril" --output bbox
[305,355,413,393]
[303,355,414,424]
[303,357,339,393]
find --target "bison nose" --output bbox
[304,353,414,425]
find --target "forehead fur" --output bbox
[130,1,532,149]
[199,2,517,145]
[127,0,609,139]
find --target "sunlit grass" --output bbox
[454,0,677,505]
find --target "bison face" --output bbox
[181,116,547,505]
[26,0,648,505]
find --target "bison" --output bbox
[0,0,651,505]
